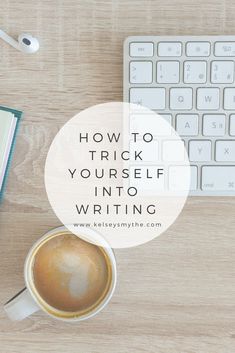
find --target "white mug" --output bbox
[4,226,117,322]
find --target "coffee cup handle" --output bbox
[4,288,40,321]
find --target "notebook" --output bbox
[0,106,22,200]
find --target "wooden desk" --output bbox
[0,0,235,352]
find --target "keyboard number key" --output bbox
[184,61,207,83]
[158,42,182,57]
[211,61,234,83]
[130,42,154,57]
[157,61,179,83]
[203,114,226,136]
[130,61,153,84]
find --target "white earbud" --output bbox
[0,29,39,54]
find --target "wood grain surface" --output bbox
[0,0,235,352]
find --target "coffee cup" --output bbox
[4,226,117,322]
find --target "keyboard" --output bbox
[123,36,235,196]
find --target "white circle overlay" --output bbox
[45,102,190,248]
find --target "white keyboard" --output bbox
[123,36,235,196]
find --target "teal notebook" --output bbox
[0,106,22,201]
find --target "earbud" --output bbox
[0,29,39,54]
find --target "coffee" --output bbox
[32,232,112,316]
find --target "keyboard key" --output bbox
[224,88,235,110]
[158,42,182,57]
[215,140,235,162]
[202,166,235,191]
[197,88,220,110]
[170,88,193,110]
[189,140,211,161]
[186,42,210,56]
[203,114,226,136]
[130,61,153,83]
[129,166,165,193]
[190,166,198,190]
[176,114,199,136]
[211,61,234,83]
[130,42,154,57]
[162,140,185,161]
[156,61,179,83]
[130,140,159,162]
[214,42,235,56]
[130,88,166,110]
[160,114,173,135]
[130,113,172,136]
[169,166,197,191]
[184,61,207,84]
[230,115,235,136]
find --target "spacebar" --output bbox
[202,166,235,191]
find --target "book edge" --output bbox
[0,107,23,202]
